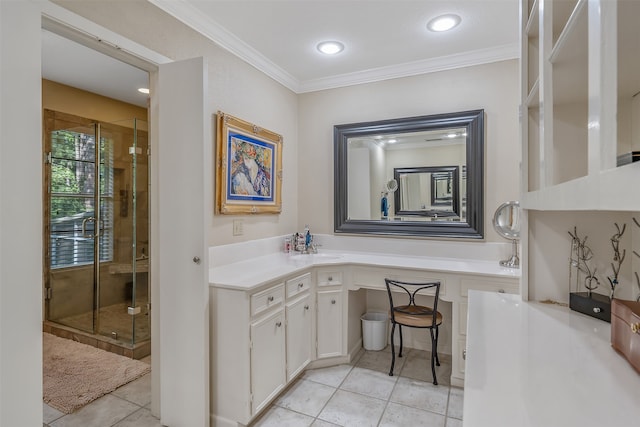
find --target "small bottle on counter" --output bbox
[284,236,292,253]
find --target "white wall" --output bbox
[298,60,520,243]
[55,0,299,247]
[0,2,43,426]
[528,210,634,303]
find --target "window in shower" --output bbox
[49,128,114,269]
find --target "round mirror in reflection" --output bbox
[493,201,520,268]
[493,201,520,239]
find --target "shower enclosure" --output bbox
[43,110,150,358]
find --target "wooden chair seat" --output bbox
[393,305,443,328]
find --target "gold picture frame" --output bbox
[215,111,283,214]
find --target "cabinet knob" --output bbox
[276,321,282,327]
[304,305,310,310]
[268,296,274,302]
[328,276,333,281]
[631,323,640,334]
[463,349,467,360]
[331,299,336,304]
[498,289,505,293]
[298,283,304,288]
[593,307,602,313]
[193,256,201,264]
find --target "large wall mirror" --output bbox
[334,110,484,239]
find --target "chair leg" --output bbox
[398,325,404,358]
[435,326,440,366]
[389,323,396,376]
[430,328,438,385]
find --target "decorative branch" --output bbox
[568,226,600,295]
[607,222,626,298]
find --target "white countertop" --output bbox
[464,290,640,427]
[210,250,520,291]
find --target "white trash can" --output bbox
[361,312,388,351]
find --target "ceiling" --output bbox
[42,0,519,106]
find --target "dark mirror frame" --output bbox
[392,166,460,217]
[334,109,484,239]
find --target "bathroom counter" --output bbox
[209,250,520,290]
[464,290,640,427]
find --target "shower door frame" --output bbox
[43,110,148,345]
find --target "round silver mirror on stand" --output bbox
[493,201,520,268]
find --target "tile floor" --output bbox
[43,355,161,427]
[43,347,463,427]
[253,347,463,427]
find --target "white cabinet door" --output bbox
[250,309,286,415]
[317,289,343,359]
[286,293,312,381]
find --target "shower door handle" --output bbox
[82,217,96,238]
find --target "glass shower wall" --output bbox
[44,110,149,349]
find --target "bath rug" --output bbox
[43,332,150,414]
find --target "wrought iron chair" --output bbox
[385,278,443,385]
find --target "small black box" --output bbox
[569,292,611,322]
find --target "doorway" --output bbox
[43,109,150,357]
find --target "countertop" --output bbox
[464,290,640,427]
[210,250,520,291]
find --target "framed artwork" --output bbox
[215,111,283,214]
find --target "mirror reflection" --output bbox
[334,110,484,239]
[393,166,460,218]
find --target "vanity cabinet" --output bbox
[316,268,345,359]
[250,307,286,414]
[210,273,312,426]
[285,273,312,381]
[521,0,640,211]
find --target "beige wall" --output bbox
[298,60,521,242]
[43,79,147,122]
[55,0,300,247]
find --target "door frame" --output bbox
[41,3,172,419]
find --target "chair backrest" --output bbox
[385,278,441,327]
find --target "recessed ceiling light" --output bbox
[427,14,461,32]
[138,87,150,94]
[317,41,344,55]
[388,139,397,143]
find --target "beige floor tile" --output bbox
[43,403,65,424]
[356,347,405,375]
[445,417,463,427]
[318,389,386,427]
[400,349,451,385]
[311,419,341,427]
[111,373,152,406]
[112,408,162,427]
[390,377,449,415]
[447,386,464,420]
[379,402,446,427]
[302,364,353,387]
[252,406,315,427]
[340,367,398,401]
[49,395,139,427]
[275,379,336,417]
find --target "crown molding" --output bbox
[298,44,520,93]
[149,0,518,94]
[149,0,301,92]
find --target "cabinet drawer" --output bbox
[251,284,285,317]
[460,278,518,297]
[317,270,343,287]
[286,273,311,298]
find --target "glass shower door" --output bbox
[45,111,106,334]
[45,111,149,348]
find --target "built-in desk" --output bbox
[464,290,640,427]
[209,251,520,426]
